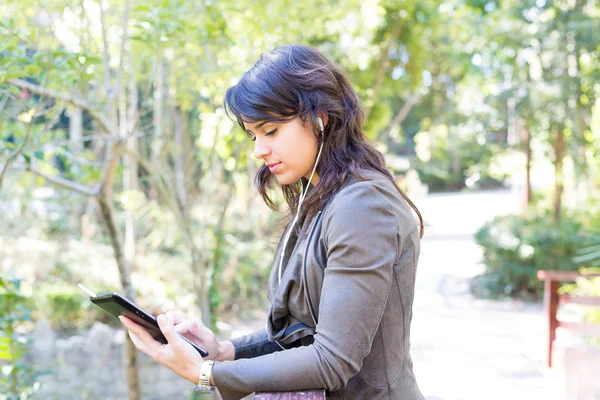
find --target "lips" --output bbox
[267,162,281,173]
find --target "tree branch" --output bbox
[0,91,46,190]
[99,141,125,198]
[0,119,34,188]
[0,94,8,114]
[26,165,100,197]
[99,0,111,99]
[0,103,63,178]
[107,0,131,108]
[122,147,195,248]
[377,93,420,143]
[6,78,115,134]
[41,145,105,167]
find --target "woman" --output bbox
[120,44,425,400]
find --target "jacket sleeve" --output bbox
[230,329,287,360]
[212,182,400,400]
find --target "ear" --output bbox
[318,113,328,129]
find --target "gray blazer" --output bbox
[212,170,425,400]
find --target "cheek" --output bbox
[277,129,318,168]
[302,137,319,163]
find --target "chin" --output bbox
[274,174,298,186]
[275,177,294,185]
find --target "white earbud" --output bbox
[317,117,324,133]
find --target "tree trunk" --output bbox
[170,105,211,323]
[98,136,140,400]
[97,194,141,400]
[208,174,236,328]
[150,60,166,200]
[523,126,532,208]
[69,105,83,151]
[173,106,187,210]
[170,105,212,324]
[123,73,139,263]
[68,103,86,234]
[99,3,141,391]
[191,248,212,327]
[553,128,565,223]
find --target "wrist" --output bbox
[194,360,215,394]
[185,359,204,384]
[216,340,235,361]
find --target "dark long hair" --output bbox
[224,44,423,238]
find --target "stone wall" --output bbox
[27,318,197,400]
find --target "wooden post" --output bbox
[538,270,600,368]
[543,278,559,368]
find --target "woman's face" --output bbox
[244,116,320,186]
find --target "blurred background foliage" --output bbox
[0,277,44,398]
[0,0,600,395]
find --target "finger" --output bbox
[190,319,210,337]
[119,315,136,329]
[173,320,193,334]
[128,330,150,354]
[165,311,187,325]
[119,316,163,355]
[173,321,200,344]
[157,314,180,344]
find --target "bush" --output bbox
[412,123,508,192]
[0,277,42,399]
[33,283,123,335]
[473,211,584,300]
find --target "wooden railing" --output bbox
[254,390,326,399]
[537,270,600,368]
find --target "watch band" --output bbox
[194,360,215,393]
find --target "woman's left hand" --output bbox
[119,314,203,384]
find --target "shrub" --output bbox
[0,277,42,399]
[413,123,508,192]
[33,283,120,335]
[473,211,584,300]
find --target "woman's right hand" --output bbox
[165,311,235,362]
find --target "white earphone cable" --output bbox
[278,123,324,285]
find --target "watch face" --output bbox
[194,385,215,393]
[194,384,215,394]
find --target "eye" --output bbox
[265,128,278,136]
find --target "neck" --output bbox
[307,173,319,186]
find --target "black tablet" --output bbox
[90,292,209,357]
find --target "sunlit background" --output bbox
[1,0,599,399]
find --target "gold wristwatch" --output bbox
[194,360,215,394]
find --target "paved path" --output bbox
[228,188,565,399]
[411,189,560,400]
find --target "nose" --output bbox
[253,136,270,159]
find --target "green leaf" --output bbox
[33,150,44,161]
[577,244,600,255]
[6,85,22,97]
[573,251,600,264]
[133,5,152,13]
[25,64,42,75]
[0,350,13,361]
